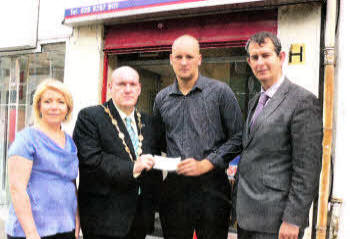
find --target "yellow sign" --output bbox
[289,44,305,65]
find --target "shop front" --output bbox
[0,0,329,237]
[63,1,324,137]
[61,1,323,238]
[64,2,280,237]
[64,0,322,117]
[102,9,277,117]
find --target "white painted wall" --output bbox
[63,24,104,135]
[333,0,350,238]
[278,3,322,97]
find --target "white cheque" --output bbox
[153,156,181,171]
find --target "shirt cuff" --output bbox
[207,152,225,169]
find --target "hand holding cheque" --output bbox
[152,156,214,176]
[134,155,181,172]
[133,154,156,175]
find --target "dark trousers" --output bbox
[82,198,147,239]
[237,225,305,239]
[8,231,75,239]
[159,176,231,239]
[82,220,146,239]
[82,230,145,239]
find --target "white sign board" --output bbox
[0,0,39,51]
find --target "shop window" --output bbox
[0,43,65,205]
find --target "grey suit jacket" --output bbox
[236,78,322,233]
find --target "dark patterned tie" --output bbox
[250,92,269,128]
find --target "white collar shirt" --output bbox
[261,74,285,105]
[113,102,138,134]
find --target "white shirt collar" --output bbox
[112,101,137,132]
[261,74,285,99]
[112,101,135,120]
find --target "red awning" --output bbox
[104,9,277,53]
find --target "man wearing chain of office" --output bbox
[73,66,161,239]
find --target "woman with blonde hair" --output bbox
[6,79,79,239]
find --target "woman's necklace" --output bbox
[101,104,143,162]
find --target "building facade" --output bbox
[2,0,350,238]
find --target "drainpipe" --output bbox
[316,0,337,239]
[328,198,343,239]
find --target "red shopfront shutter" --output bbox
[101,9,277,102]
[104,9,277,53]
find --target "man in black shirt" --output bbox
[153,35,243,239]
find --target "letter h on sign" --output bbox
[289,43,305,65]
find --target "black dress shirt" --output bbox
[153,75,243,170]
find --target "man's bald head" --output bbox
[172,35,200,55]
[109,66,141,115]
[170,35,202,83]
[111,66,139,84]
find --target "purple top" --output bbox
[6,127,78,237]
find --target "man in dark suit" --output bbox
[73,66,161,239]
[235,32,322,239]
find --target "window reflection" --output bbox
[0,43,65,205]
